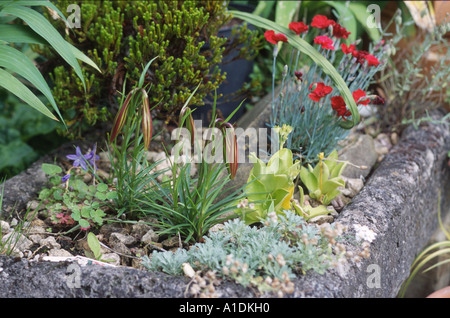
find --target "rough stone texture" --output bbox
[0,109,448,297]
[338,134,379,179]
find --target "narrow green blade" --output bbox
[0,24,101,73]
[1,5,86,90]
[0,68,58,121]
[0,44,64,123]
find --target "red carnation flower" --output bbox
[309,82,333,102]
[352,50,369,65]
[314,35,335,50]
[352,89,370,105]
[311,15,335,29]
[294,71,303,81]
[264,30,288,44]
[332,23,351,39]
[364,54,380,66]
[331,96,351,119]
[289,21,309,35]
[341,43,356,54]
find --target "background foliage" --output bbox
[37,0,261,138]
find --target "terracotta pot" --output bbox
[426,286,450,298]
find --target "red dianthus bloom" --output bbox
[341,43,356,54]
[264,30,288,44]
[314,35,335,50]
[332,23,351,39]
[352,89,370,105]
[311,15,335,29]
[309,83,333,102]
[331,96,351,119]
[289,21,309,35]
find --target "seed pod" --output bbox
[216,119,238,179]
[141,89,153,151]
[179,105,196,145]
[109,87,139,143]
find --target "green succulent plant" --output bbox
[292,185,330,221]
[299,150,346,206]
[238,125,301,225]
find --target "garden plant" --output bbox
[0,0,449,299]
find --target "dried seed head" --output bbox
[276,254,286,267]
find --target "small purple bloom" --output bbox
[66,146,93,171]
[86,144,100,167]
[61,174,71,182]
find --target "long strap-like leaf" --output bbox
[0,68,57,120]
[0,44,63,122]
[0,24,101,73]
[229,10,360,129]
[1,4,86,90]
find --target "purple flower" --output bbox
[66,146,93,171]
[86,144,100,167]
[61,174,71,182]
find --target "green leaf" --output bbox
[78,218,90,229]
[95,191,107,201]
[230,10,360,129]
[312,161,329,188]
[4,1,69,25]
[71,211,81,222]
[308,205,331,219]
[53,188,63,201]
[96,183,108,193]
[74,179,88,193]
[0,68,58,120]
[330,162,346,179]
[0,43,63,122]
[81,206,91,219]
[138,56,158,88]
[41,163,62,175]
[300,166,318,192]
[38,188,51,201]
[0,24,101,73]
[0,5,86,90]
[322,178,345,194]
[275,1,300,29]
[106,191,118,200]
[324,149,338,172]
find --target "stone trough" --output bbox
[0,94,449,297]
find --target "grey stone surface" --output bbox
[338,134,379,179]
[0,108,448,297]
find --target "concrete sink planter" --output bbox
[0,96,449,298]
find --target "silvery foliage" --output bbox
[141,211,347,280]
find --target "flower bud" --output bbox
[179,105,196,145]
[141,89,153,151]
[109,88,139,143]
